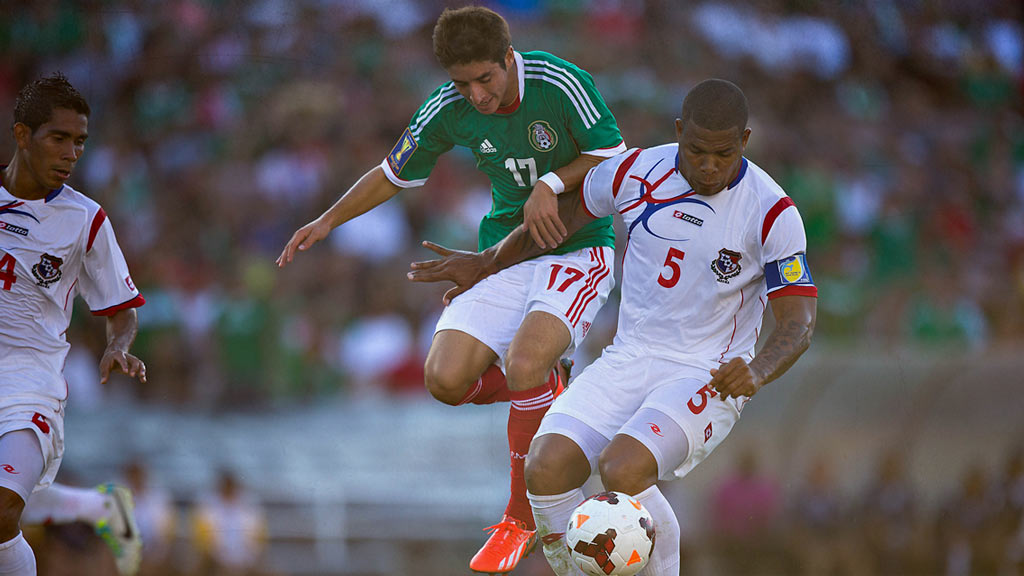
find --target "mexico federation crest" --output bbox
[32,253,64,287]
[528,120,557,152]
[711,248,742,283]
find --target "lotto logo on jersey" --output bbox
[0,220,29,237]
[32,253,64,287]
[528,120,557,152]
[387,128,418,174]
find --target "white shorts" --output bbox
[435,246,614,363]
[0,402,65,500]
[536,345,744,480]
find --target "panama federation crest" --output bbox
[528,120,557,152]
[32,253,64,287]
[711,248,742,283]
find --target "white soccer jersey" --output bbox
[1,176,143,403]
[581,144,816,370]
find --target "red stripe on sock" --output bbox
[506,369,559,530]
[459,364,510,405]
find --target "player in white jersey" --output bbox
[1,74,145,575]
[408,79,818,575]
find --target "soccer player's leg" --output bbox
[22,482,142,576]
[609,376,745,576]
[601,419,685,576]
[526,418,609,576]
[423,329,501,406]
[0,429,45,575]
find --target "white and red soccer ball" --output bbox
[565,491,656,576]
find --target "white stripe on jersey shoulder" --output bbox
[522,58,600,124]
[582,141,628,158]
[523,72,595,129]
[379,158,427,189]
[411,85,462,138]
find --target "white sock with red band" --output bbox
[528,489,587,576]
[0,532,35,576]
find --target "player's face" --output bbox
[446,48,517,115]
[675,118,749,197]
[14,107,88,194]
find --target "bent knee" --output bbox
[0,489,25,540]
[525,436,589,495]
[598,448,658,495]
[504,353,553,392]
[423,360,473,405]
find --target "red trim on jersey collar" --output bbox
[495,51,525,115]
[92,294,146,316]
[495,94,521,114]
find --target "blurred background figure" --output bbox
[858,449,935,575]
[710,445,783,575]
[191,470,267,576]
[122,460,175,576]
[787,454,865,576]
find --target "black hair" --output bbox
[13,72,90,132]
[680,79,747,133]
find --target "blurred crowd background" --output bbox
[2,0,1022,575]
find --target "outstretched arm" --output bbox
[408,190,596,304]
[100,307,146,384]
[277,166,401,267]
[709,295,816,400]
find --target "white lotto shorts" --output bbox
[435,246,614,362]
[0,400,65,500]
[537,344,745,480]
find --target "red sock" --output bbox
[505,369,558,530]
[458,364,511,405]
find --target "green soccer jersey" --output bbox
[381,50,626,254]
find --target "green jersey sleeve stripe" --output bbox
[523,60,601,123]
[411,92,463,138]
[524,72,598,128]
[415,84,458,123]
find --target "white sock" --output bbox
[21,483,109,526]
[634,484,680,576]
[0,532,36,575]
[528,489,588,576]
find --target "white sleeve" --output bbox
[581,148,641,219]
[762,201,808,263]
[79,212,143,315]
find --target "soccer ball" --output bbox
[565,491,656,576]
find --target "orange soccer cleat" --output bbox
[470,515,538,574]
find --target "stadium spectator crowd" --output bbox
[2,1,1022,573]
[2,0,1020,408]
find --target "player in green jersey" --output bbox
[277,7,625,573]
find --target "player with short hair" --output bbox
[1,73,145,575]
[408,78,818,575]
[277,6,626,572]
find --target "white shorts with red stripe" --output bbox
[434,246,614,364]
[537,344,745,480]
[0,399,65,499]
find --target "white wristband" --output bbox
[538,171,566,195]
